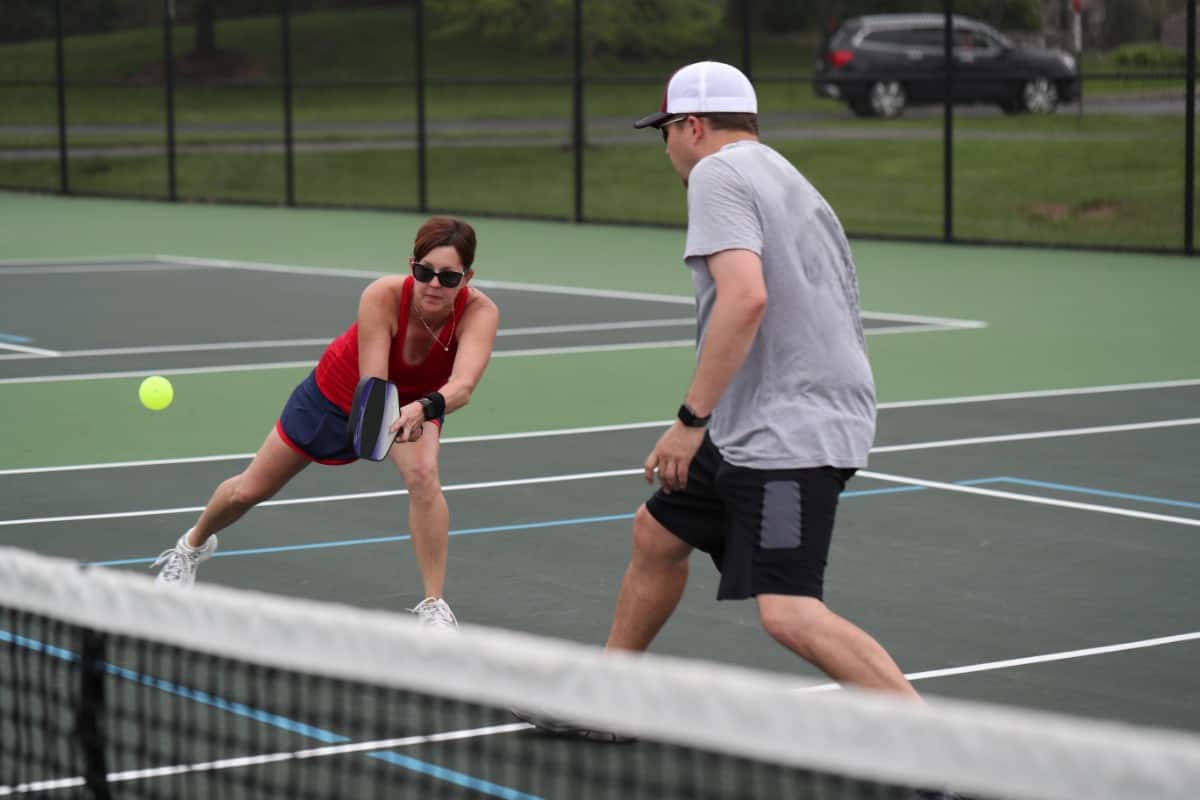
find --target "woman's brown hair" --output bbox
[412,216,478,269]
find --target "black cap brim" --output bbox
[633,111,672,129]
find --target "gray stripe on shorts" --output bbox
[760,480,802,549]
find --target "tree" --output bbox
[430,0,724,59]
[194,0,217,55]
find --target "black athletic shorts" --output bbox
[645,434,856,601]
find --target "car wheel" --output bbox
[867,81,906,118]
[1020,77,1059,114]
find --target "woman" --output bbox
[152,216,499,631]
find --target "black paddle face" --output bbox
[347,378,398,462]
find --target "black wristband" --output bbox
[419,391,446,421]
[677,403,710,428]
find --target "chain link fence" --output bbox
[1,0,1195,253]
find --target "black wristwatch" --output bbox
[418,396,436,420]
[677,403,711,428]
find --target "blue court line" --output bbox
[843,485,929,498]
[961,477,1200,511]
[90,490,932,568]
[0,629,539,800]
[83,476,1199,571]
[0,332,33,344]
[88,513,640,567]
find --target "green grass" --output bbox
[2,108,1190,247]
[0,8,1184,119]
[2,9,1193,248]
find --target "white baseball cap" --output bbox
[634,61,758,129]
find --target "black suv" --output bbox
[813,14,1079,118]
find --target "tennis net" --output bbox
[2,546,1199,799]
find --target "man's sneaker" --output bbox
[151,531,217,588]
[510,708,637,744]
[409,597,458,631]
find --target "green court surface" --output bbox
[1,189,1199,794]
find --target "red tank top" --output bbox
[314,276,470,412]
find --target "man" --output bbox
[600,59,921,695]
[521,63,962,798]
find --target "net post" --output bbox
[74,628,112,800]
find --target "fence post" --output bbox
[741,0,752,81]
[53,0,69,194]
[163,0,178,201]
[281,0,296,206]
[415,0,428,213]
[572,0,584,222]
[942,1,954,243]
[1185,0,1196,255]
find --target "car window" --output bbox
[907,28,948,48]
[864,28,918,46]
[829,23,860,49]
[956,28,999,51]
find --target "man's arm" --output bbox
[645,248,766,491]
[683,248,767,417]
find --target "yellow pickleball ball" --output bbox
[139,376,174,411]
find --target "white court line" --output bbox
[0,340,700,384]
[498,318,694,336]
[0,421,674,476]
[0,342,59,356]
[0,320,698,362]
[0,468,645,527]
[796,632,1200,693]
[881,378,1200,408]
[870,417,1200,454]
[0,722,532,796]
[6,418,1200,525]
[16,463,1186,530]
[854,309,987,329]
[3,415,1197,478]
[0,339,331,361]
[154,256,987,330]
[30,253,985,328]
[0,321,939,366]
[0,264,195,276]
[859,469,1200,527]
[0,255,157,267]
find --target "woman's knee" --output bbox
[399,458,441,497]
[227,473,276,508]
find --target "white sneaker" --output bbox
[151,530,217,588]
[408,597,458,631]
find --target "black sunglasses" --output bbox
[659,115,688,142]
[411,261,466,288]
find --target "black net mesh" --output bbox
[4,547,1200,800]
[3,605,946,800]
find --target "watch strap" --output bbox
[677,403,711,428]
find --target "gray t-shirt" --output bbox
[684,140,876,468]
